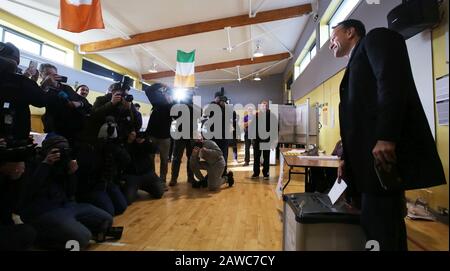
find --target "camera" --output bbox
[50,147,73,175]
[56,75,68,83]
[121,92,134,103]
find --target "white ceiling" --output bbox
[1,0,312,85]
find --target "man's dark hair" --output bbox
[134,103,140,108]
[333,19,366,37]
[39,63,57,74]
[108,82,122,93]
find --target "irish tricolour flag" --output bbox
[174,50,195,88]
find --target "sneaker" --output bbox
[251,174,259,179]
[169,180,177,186]
[243,162,249,166]
[227,171,234,187]
[263,175,270,180]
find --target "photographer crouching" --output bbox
[190,137,234,191]
[19,135,114,250]
[123,130,165,204]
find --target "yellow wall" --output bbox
[295,69,345,154]
[294,1,449,210]
[0,9,141,89]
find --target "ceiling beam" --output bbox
[142,52,290,80]
[80,4,312,52]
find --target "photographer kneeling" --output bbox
[19,135,113,250]
[0,139,37,251]
[190,138,234,191]
[122,131,165,204]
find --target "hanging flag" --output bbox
[58,0,105,33]
[174,50,195,88]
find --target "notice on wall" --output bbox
[436,75,449,126]
[330,106,335,128]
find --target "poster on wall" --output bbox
[436,75,449,126]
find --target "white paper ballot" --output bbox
[328,179,348,205]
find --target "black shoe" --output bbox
[201,176,208,188]
[106,226,124,241]
[251,174,259,179]
[95,226,124,243]
[192,180,202,188]
[227,171,234,187]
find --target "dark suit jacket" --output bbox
[339,28,446,194]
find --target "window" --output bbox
[0,25,68,65]
[294,32,317,80]
[328,0,361,35]
[3,30,41,55]
[319,0,361,48]
[82,59,132,85]
[42,44,66,64]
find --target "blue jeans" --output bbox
[123,172,165,204]
[88,183,128,216]
[27,202,112,250]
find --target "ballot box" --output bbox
[283,193,366,251]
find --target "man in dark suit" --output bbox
[330,19,446,250]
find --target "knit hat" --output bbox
[0,42,20,65]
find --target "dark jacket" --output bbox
[42,84,91,143]
[124,139,158,175]
[339,28,446,194]
[144,86,174,138]
[146,104,172,138]
[0,72,49,141]
[87,93,141,142]
[20,162,77,220]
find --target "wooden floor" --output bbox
[89,146,449,251]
